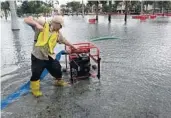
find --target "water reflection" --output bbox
[12,31,22,65]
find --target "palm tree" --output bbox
[1,1,10,20]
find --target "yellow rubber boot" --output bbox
[30,80,42,97]
[55,80,69,86]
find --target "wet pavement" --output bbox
[1,15,171,118]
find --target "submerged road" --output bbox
[1,15,171,118]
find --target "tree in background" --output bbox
[12,0,171,17]
[156,1,171,13]
[86,1,97,13]
[128,1,141,14]
[84,5,90,14]
[66,1,81,13]
[100,1,109,13]
[102,4,110,13]
[112,1,122,12]
[87,1,95,7]
[60,4,71,15]
[1,1,10,20]
[17,1,52,17]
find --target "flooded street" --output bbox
[1,15,171,118]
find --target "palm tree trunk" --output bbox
[9,0,20,30]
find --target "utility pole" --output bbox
[9,1,20,31]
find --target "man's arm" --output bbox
[58,33,77,50]
[24,16,43,31]
[63,39,77,50]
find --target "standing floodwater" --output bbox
[1,15,171,118]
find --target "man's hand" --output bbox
[71,45,77,50]
[28,16,33,20]
[24,16,44,31]
[66,49,72,54]
[66,46,77,54]
[36,23,43,31]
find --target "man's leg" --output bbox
[46,56,68,86]
[30,54,45,97]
